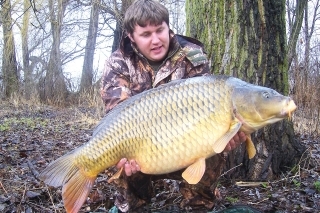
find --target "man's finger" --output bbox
[130,160,137,174]
[232,133,239,144]
[230,139,236,150]
[124,161,133,176]
[116,158,128,169]
[136,163,141,172]
[238,131,247,143]
[224,143,232,152]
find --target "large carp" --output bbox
[39,75,296,213]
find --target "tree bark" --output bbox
[21,0,32,100]
[287,0,308,67]
[186,0,306,180]
[1,0,19,98]
[43,0,68,105]
[80,0,101,92]
[111,0,134,52]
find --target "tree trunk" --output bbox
[186,0,306,180]
[1,0,19,98]
[111,0,134,52]
[43,0,68,105]
[111,20,123,53]
[21,0,32,100]
[80,0,101,92]
[287,0,308,67]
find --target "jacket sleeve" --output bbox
[100,55,131,113]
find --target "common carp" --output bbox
[39,75,296,213]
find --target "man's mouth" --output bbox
[152,46,162,52]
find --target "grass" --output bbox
[292,179,301,188]
[291,64,320,138]
[226,196,239,203]
[0,117,49,132]
[314,181,320,193]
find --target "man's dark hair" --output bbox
[123,0,170,35]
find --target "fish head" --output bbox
[231,82,297,133]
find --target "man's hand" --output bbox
[116,131,247,176]
[223,131,247,152]
[116,158,141,176]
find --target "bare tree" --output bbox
[21,0,32,100]
[302,0,319,102]
[1,0,191,101]
[43,0,69,104]
[105,0,135,52]
[287,0,308,67]
[1,0,19,98]
[164,0,186,34]
[289,0,320,136]
[80,0,101,92]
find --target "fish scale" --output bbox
[39,75,297,213]
[76,78,229,175]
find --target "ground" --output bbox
[0,102,319,213]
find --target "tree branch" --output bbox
[287,0,308,68]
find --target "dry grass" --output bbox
[3,86,105,119]
[75,88,105,118]
[68,88,106,127]
[290,64,320,137]
[6,91,43,110]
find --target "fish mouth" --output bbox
[281,99,297,118]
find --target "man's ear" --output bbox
[127,33,134,42]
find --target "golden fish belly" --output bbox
[76,77,233,176]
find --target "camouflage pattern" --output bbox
[100,31,212,211]
[100,31,210,113]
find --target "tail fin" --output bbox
[38,152,96,213]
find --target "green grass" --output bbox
[0,117,49,131]
[314,181,320,192]
[226,196,238,203]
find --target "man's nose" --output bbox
[151,33,160,43]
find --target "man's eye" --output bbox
[142,33,150,37]
[157,28,163,33]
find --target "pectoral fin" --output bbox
[213,120,242,153]
[182,158,206,184]
[108,167,123,183]
[246,135,256,159]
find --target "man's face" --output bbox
[128,21,170,62]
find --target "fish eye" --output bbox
[263,91,270,98]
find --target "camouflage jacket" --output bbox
[100,31,210,113]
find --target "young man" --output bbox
[100,0,246,211]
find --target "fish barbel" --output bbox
[39,75,296,213]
